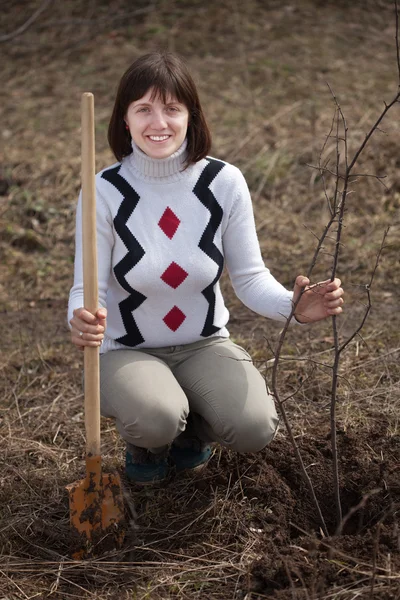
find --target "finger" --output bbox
[293,275,310,303]
[295,275,310,289]
[96,314,107,328]
[325,288,344,301]
[73,307,100,325]
[309,279,343,297]
[70,316,105,335]
[326,305,343,316]
[325,297,344,309]
[71,338,102,349]
[71,331,103,348]
[303,280,330,296]
[325,278,342,291]
[96,308,107,320]
[70,322,105,337]
[72,330,104,343]
[74,341,102,348]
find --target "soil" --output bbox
[0,1,399,599]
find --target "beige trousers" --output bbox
[100,337,279,454]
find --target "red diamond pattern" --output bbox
[161,262,188,289]
[158,207,180,239]
[163,306,186,331]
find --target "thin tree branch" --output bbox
[338,228,390,354]
[325,91,349,526]
[0,0,53,43]
[281,370,315,404]
[333,107,341,213]
[327,73,398,529]
[307,162,346,180]
[348,92,400,174]
[318,112,336,216]
[308,163,388,188]
[271,388,329,536]
[335,489,381,537]
[269,1,399,538]
[270,288,329,535]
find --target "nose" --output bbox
[151,109,167,129]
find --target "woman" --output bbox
[68,52,344,484]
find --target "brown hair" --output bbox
[108,52,212,164]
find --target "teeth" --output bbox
[149,135,169,141]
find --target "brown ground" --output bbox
[0,1,399,598]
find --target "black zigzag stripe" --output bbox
[101,165,146,347]
[193,158,226,337]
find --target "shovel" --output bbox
[67,92,125,559]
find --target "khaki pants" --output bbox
[100,337,279,454]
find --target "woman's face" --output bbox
[125,88,189,159]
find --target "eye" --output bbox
[167,106,179,112]
[137,106,150,113]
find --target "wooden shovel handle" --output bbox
[81,92,101,457]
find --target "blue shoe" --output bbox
[170,441,212,472]
[125,446,168,485]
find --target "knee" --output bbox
[225,411,279,454]
[118,403,188,449]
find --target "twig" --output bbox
[0,0,53,43]
[333,106,341,214]
[308,163,388,188]
[326,94,348,526]
[282,369,316,404]
[270,368,329,536]
[348,347,400,371]
[271,7,400,534]
[327,68,396,528]
[319,112,336,216]
[0,568,29,599]
[270,223,338,535]
[290,522,398,574]
[307,217,339,282]
[370,522,382,599]
[283,558,299,600]
[335,489,380,537]
[347,91,400,175]
[338,227,390,355]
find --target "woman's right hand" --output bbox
[70,307,107,350]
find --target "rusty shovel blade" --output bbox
[67,455,125,559]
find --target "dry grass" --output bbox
[0,0,399,598]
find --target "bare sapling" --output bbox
[270,1,400,534]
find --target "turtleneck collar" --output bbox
[125,138,189,183]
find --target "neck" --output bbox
[126,139,189,182]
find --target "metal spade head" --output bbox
[67,455,125,559]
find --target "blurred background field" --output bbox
[0,1,399,599]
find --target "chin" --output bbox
[151,147,175,159]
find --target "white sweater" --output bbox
[68,140,293,353]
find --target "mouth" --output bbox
[147,135,171,142]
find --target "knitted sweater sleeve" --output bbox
[222,169,294,322]
[67,188,113,326]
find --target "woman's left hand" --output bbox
[292,275,344,324]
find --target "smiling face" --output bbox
[125,88,189,159]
